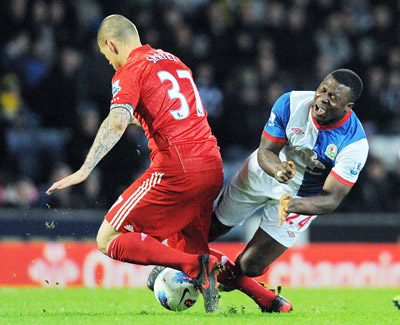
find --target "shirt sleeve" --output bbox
[263,92,291,142]
[331,138,369,186]
[110,69,140,120]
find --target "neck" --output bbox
[119,40,142,66]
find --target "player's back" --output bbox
[111,45,221,174]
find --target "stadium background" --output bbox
[0,0,399,288]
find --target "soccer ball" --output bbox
[154,267,200,311]
[394,295,400,310]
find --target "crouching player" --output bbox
[207,69,369,312]
[149,69,367,314]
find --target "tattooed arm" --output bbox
[81,107,130,175]
[46,107,131,195]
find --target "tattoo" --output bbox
[80,108,130,174]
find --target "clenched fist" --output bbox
[275,161,296,184]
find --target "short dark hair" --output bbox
[330,69,363,102]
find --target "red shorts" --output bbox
[105,166,223,254]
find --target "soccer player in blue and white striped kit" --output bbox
[208,69,368,311]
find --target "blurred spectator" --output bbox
[358,155,400,212]
[2,177,39,208]
[195,63,223,119]
[72,169,108,209]
[50,0,80,48]
[30,47,83,129]
[380,71,400,132]
[0,0,29,44]
[314,12,353,68]
[66,101,101,170]
[2,31,31,72]
[1,0,400,213]
[0,73,39,129]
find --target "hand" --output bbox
[278,193,291,228]
[275,161,296,184]
[46,169,89,195]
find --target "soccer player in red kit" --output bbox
[46,14,223,313]
[47,14,291,314]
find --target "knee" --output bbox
[97,220,121,255]
[96,231,113,255]
[236,255,265,278]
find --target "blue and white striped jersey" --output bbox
[264,91,369,197]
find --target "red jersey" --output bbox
[110,45,222,174]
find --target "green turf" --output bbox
[0,287,398,324]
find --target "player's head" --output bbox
[97,15,141,70]
[313,69,363,126]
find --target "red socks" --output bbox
[209,248,276,310]
[108,233,200,278]
[107,234,276,309]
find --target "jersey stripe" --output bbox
[110,172,164,229]
[262,130,287,143]
[109,177,153,229]
[115,173,163,230]
[330,170,354,186]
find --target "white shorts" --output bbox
[215,150,317,247]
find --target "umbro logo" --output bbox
[287,231,296,238]
[291,128,304,135]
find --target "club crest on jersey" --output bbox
[112,80,122,98]
[351,162,362,175]
[324,144,337,160]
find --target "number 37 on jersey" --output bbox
[157,69,205,120]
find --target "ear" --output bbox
[105,40,119,55]
[346,102,354,111]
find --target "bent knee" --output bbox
[97,220,121,255]
[96,233,110,255]
[237,256,265,278]
[96,230,120,255]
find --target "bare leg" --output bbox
[208,212,233,242]
[97,219,121,254]
[236,227,287,277]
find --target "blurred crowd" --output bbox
[0,0,399,211]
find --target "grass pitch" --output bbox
[0,287,398,324]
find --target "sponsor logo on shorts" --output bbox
[287,231,296,238]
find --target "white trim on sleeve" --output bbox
[110,103,134,117]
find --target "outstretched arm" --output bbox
[46,107,131,195]
[278,174,352,227]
